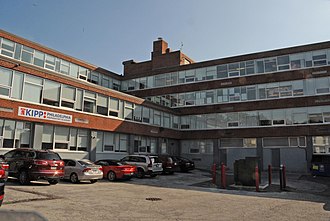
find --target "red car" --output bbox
[0,159,9,207]
[94,160,136,181]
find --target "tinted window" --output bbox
[96,161,109,166]
[109,161,122,166]
[78,160,93,166]
[36,152,61,160]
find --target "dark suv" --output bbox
[158,155,178,174]
[0,158,8,207]
[0,148,64,185]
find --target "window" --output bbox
[256,60,264,73]
[1,38,15,57]
[124,102,133,120]
[133,105,142,122]
[33,51,45,67]
[42,125,54,150]
[259,111,272,126]
[61,85,76,109]
[109,97,119,117]
[55,126,69,149]
[153,111,161,126]
[312,50,327,67]
[266,83,279,98]
[290,53,305,69]
[23,75,43,103]
[228,63,240,77]
[308,107,323,124]
[96,95,108,116]
[142,107,150,123]
[0,67,12,97]
[60,60,70,75]
[43,80,60,106]
[279,82,293,97]
[45,54,56,70]
[277,55,290,70]
[77,129,88,151]
[83,91,96,113]
[11,71,23,99]
[118,134,128,152]
[264,58,277,72]
[21,46,34,64]
[263,137,289,147]
[315,77,329,94]
[104,132,116,152]
[217,64,228,79]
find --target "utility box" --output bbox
[234,157,260,186]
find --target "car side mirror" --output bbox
[0,155,5,160]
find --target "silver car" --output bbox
[120,155,163,178]
[63,159,103,184]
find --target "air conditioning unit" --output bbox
[79,74,87,81]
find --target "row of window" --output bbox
[1,117,327,155]
[180,106,330,130]
[0,37,121,90]
[122,48,330,92]
[181,137,307,154]
[313,136,330,154]
[0,67,179,129]
[42,125,88,151]
[0,119,31,148]
[146,77,330,107]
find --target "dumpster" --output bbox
[234,157,260,186]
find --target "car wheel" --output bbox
[90,180,98,184]
[136,168,145,179]
[18,170,30,185]
[70,173,79,184]
[48,179,59,185]
[107,171,116,181]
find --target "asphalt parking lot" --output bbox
[0,170,330,221]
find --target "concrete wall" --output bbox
[181,153,213,170]
[226,148,257,171]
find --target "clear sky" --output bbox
[1,0,329,75]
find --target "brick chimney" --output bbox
[152,37,169,57]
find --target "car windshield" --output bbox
[36,152,61,160]
[150,157,162,163]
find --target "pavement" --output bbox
[0,170,329,221]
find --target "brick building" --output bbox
[1,29,330,172]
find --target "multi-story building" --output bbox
[1,29,330,173]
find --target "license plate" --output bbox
[51,167,57,170]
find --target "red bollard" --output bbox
[212,163,216,184]
[255,165,259,192]
[268,165,272,185]
[283,165,286,189]
[221,163,226,189]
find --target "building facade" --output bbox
[1,29,330,173]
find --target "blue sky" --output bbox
[1,0,329,74]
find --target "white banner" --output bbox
[18,107,72,123]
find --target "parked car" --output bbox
[120,155,163,178]
[157,155,178,174]
[63,159,103,184]
[94,159,136,181]
[0,148,64,185]
[0,158,8,207]
[171,156,195,172]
